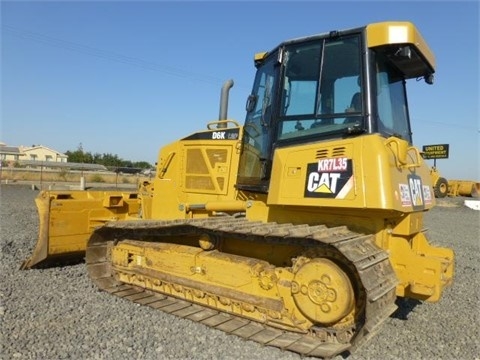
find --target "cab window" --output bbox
[278,34,363,140]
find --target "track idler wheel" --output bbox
[292,258,354,325]
[198,233,219,250]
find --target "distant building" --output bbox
[19,145,68,163]
[0,142,68,167]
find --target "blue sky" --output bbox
[1,1,479,180]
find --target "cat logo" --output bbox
[399,175,426,210]
[408,174,425,210]
[304,158,354,199]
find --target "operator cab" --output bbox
[237,21,435,192]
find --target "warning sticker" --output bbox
[399,184,412,206]
[423,185,432,205]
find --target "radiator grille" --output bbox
[185,148,228,192]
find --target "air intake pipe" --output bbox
[218,79,234,128]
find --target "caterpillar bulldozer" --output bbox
[22,21,454,358]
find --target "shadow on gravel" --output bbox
[21,256,85,271]
[392,297,422,320]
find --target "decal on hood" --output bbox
[304,157,353,199]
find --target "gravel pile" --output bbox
[1,184,479,360]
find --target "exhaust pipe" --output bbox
[218,79,234,127]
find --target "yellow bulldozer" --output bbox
[22,21,454,358]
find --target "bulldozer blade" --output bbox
[21,190,140,270]
[448,180,480,198]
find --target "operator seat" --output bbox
[350,92,361,112]
[344,92,361,124]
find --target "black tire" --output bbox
[434,177,448,198]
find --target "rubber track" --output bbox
[86,218,398,359]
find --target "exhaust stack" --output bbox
[218,79,234,127]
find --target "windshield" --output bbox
[278,35,363,141]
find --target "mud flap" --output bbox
[21,190,140,269]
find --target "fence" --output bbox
[0,167,150,189]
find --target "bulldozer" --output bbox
[22,21,454,358]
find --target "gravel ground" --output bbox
[1,184,479,360]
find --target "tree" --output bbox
[64,145,152,168]
[65,143,86,163]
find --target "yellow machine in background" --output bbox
[23,21,454,358]
[429,166,479,198]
